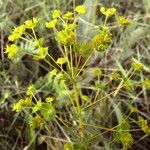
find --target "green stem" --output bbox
[20,37,34,43]
[69,46,74,78]
[104,16,108,27]
[76,55,91,77]
[64,46,71,70]
[47,54,71,79]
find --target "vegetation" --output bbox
[0,0,150,150]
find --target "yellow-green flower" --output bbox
[29,115,45,128]
[75,5,87,14]
[24,17,38,29]
[37,47,48,59]
[100,7,116,16]
[12,102,22,112]
[27,84,36,96]
[46,19,57,28]
[5,44,18,59]
[62,12,74,20]
[56,57,67,65]
[91,68,102,76]
[12,97,31,112]
[120,133,133,149]
[92,32,111,52]
[132,62,144,72]
[111,72,121,80]
[117,16,131,26]
[34,38,44,48]
[52,10,61,19]
[63,23,77,30]
[56,30,75,46]
[8,25,26,41]
[144,78,150,89]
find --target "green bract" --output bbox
[63,143,73,150]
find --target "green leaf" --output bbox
[73,142,86,150]
[40,103,56,121]
[32,99,42,113]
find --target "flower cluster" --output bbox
[5,44,18,59]
[12,84,56,128]
[12,97,31,112]
[117,16,132,26]
[92,27,112,51]
[8,18,38,42]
